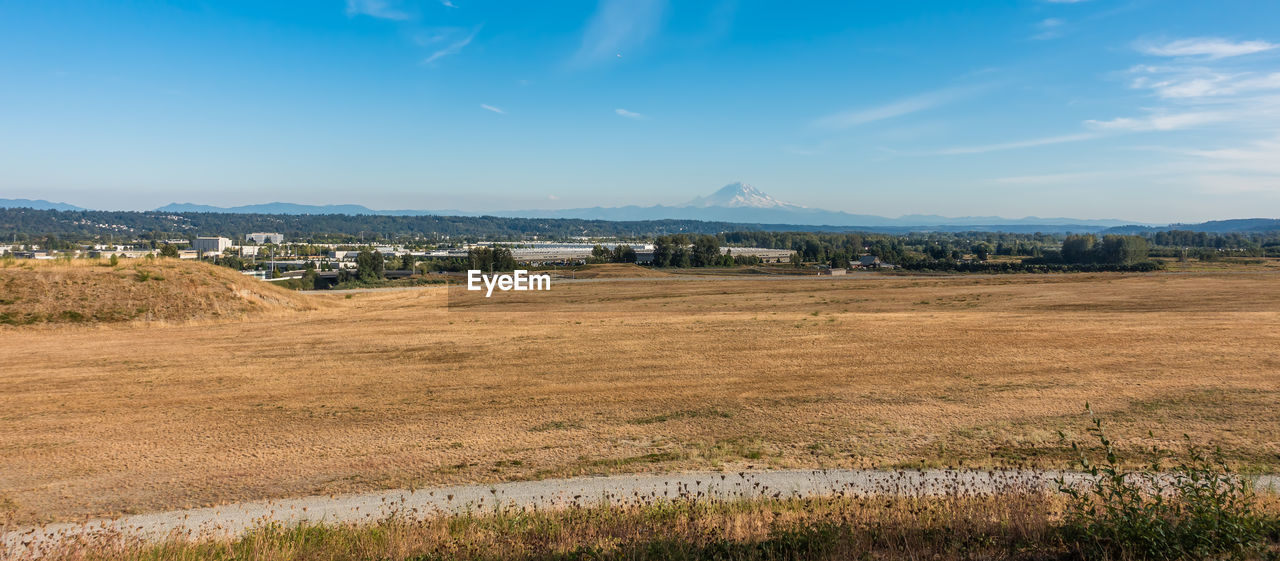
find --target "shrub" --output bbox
[1058,406,1273,560]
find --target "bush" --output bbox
[1058,407,1273,560]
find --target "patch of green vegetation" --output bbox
[57,310,87,322]
[629,408,734,425]
[586,451,686,469]
[529,420,583,432]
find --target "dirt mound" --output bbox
[0,258,314,325]
[568,263,673,279]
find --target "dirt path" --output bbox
[7,470,1278,555]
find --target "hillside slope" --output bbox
[0,258,313,325]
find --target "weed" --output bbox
[1058,405,1275,560]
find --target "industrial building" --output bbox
[192,236,232,255]
[245,232,284,244]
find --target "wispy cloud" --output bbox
[1085,111,1230,131]
[345,0,410,20]
[1138,37,1278,59]
[614,108,647,120]
[1043,0,1090,3]
[480,104,504,114]
[440,0,456,7]
[813,84,989,129]
[423,27,479,65]
[1032,18,1066,40]
[938,133,1099,155]
[571,0,667,66]
[1128,65,1280,100]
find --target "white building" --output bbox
[192,236,232,254]
[245,232,284,244]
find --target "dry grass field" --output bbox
[2,261,1279,525]
[0,259,312,325]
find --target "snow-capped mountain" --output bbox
[685,182,803,209]
[134,182,1146,232]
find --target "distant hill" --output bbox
[1103,218,1280,235]
[0,198,86,211]
[158,202,385,215]
[153,183,1142,230]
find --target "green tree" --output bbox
[1062,234,1096,264]
[590,244,611,264]
[691,235,721,267]
[972,243,992,261]
[356,249,384,282]
[159,243,180,258]
[1097,235,1149,265]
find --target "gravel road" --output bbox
[7,469,1278,556]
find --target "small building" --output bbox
[245,232,284,244]
[192,236,232,254]
[821,267,846,276]
[859,255,882,268]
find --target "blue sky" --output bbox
[1,0,1278,222]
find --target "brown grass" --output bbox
[0,258,313,325]
[560,263,674,278]
[1,266,1279,525]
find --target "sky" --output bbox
[1,0,1278,222]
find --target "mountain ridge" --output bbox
[0,198,86,211]
[147,183,1143,228]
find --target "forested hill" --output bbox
[1103,218,1280,235]
[2,208,1276,242]
[0,208,823,241]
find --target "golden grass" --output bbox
[1,266,1279,525]
[558,263,674,278]
[0,258,313,325]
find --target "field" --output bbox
[2,261,1279,526]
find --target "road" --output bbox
[6,469,1278,556]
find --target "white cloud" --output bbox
[1130,67,1280,100]
[1138,37,1278,59]
[480,104,504,114]
[1085,111,1230,131]
[937,133,1099,155]
[423,27,479,65]
[345,0,410,20]
[813,85,988,129]
[572,0,666,66]
[614,108,647,119]
[440,0,456,7]
[1032,18,1066,40]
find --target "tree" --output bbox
[1062,235,1096,264]
[651,237,673,267]
[670,247,691,268]
[301,267,321,289]
[789,251,803,268]
[356,249,384,282]
[828,250,851,269]
[590,244,611,264]
[972,243,992,261]
[1097,235,1149,265]
[612,244,637,263]
[160,243,180,258]
[692,235,720,267]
